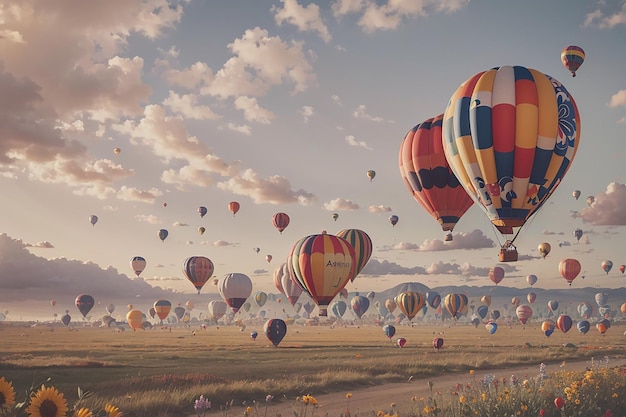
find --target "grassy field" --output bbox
[1,320,625,416]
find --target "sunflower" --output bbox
[104,403,122,417]
[26,385,68,417]
[0,376,16,409]
[75,407,93,417]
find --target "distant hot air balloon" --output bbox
[561,45,585,77]
[394,291,425,321]
[541,319,555,337]
[489,266,505,285]
[272,212,290,234]
[396,337,407,348]
[183,256,214,294]
[75,294,95,318]
[620,303,626,315]
[426,291,441,309]
[265,255,272,263]
[208,300,227,320]
[620,265,625,274]
[601,260,613,274]
[485,322,498,334]
[332,213,339,221]
[218,273,253,313]
[106,303,115,315]
[443,66,580,262]
[264,318,287,347]
[228,201,240,216]
[250,331,258,340]
[198,206,207,218]
[572,190,581,200]
[279,265,303,306]
[515,305,533,325]
[595,292,609,307]
[527,292,536,304]
[336,229,372,282]
[511,296,521,307]
[385,299,397,313]
[89,215,98,226]
[130,256,146,277]
[254,291,268,307]
[383,324,396,339]
[559,258,581,286]
[476,305,488,319]
[577,302,593,319]
[153,299,171,321]
[273,263,287,294]
[389,215,399,227]
[61,313,71,326]
[480,295,491,307]
[398,114,473,241]
[351,295,370,319]
[573,228,583,242]
[577,320,590,335]
[366,170,376,182]
[537,242,551,259]
[198,226,205,235]
[50,300,56,307]
[113,147,121,155]
[547,300,559,312]
[433,337,444,351]
[443,293,465,320]
[556,314,572,333]
[158,229,169,242]
[490,310,500,321]
[126,310,143,330]
[526,274,538,286]
[162,202,167,207]
[288,232,356,316]
[586,196,594,206]
[330,301,347,318]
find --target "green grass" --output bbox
[1,321,625,416]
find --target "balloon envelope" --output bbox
[75,294,95,318]
[153,299,171,321]
[561,45,585,77]
[61,313,71,326]
[489,266,505,285]
[394,291,425,321]
[218,273,253,313]
[183,256,214,294]
[486,322,497,334]
[389,215,399,226]
[396,337,406,348]
[601,260,613,274]
[130,256,146,277]
[208,300,227,320]
[198,206,207,218]
[556,315,572,333]
[576,320,590,334]
[559,259,581,285]
[126,309,143,330]
[515,305,532,325]
[433,337,444,349]
[158,228,168,242]
[526,274,537,286]
[351,295,370,319]
[228,201,240,216]
[537,243,551,259]
[272,212,290,234]
[366,170,376,181]
[89,215,98,226]
[264,318,287,347]
[383,324,396,339]
[336,229,373,282]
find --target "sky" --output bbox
[1,0,626,321]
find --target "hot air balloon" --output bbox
[250,331,258,340]
[130,256,146,277]
[389,215,399,227]
[113,147,121,155]
[398,114,474,241]
[279,266,303,306]
[586,196,594,206]
[288,232,356,316]
[547,300,559,312]
[573,229,583,242]
[443,66,580,262]
[443,293,465,320]
[476,305,489,319]
[174,306,185,321]
[61,313,71,326]
[433,337,444,351]
[273,263,287,294]
[228,201,240,216]
[537,242,551,259]
[394,291,425,321]
[351,295,370,319]
[601,260,613,274]
[479,295,491,307]
[265,255,272,263]
[385,299,397,313]
[577,302,593,319]
[426,291,441,309]
[185,300,194,311]
[572,190,581,200]
[198,226,205,235]
[153,299,171,322]
[254,291,268,307]
[50,300,56,307]
[272,212,290,234]
[526,274,538,286]
[332,213,339,221]
[511,297,521,307]
[576,320,590,334]
[561,45,585,77]
[527,292,536,304]
[489,266,505,285]
[183,256,214,294]
[208,300,227,320]
[89,215,98,226]
[198,206,207,218]
[330,300,347,318]
[556,314,572,333]
[620,265,625,274]
[366,170,376,182]
[106,303,115,315]
[396,337,407,348]
[595,292,609,307]
[383,324,396,339]
[158,229,169,242]
[515,305,533,325]
[490,310,500,321]
[75,294,94,318]
[218,273,253,313]
[126,310,143,330]
[541,319,555,337]
[597,322,608,334]
[336,229,372,282]
[559,258,581,285]
[264,318,287,347]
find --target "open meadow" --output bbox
[1,320,625,416]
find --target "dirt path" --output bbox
[212,356,626,417]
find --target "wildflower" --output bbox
[0,376,16,409]
[377,410,385,417]
[104,404,122,417]
[26,385,69,417]
[481,392,487,401]
[75,407,93,417]
[469,369,475,375]
[194,395,211,416]
[245,405,253,415]
[539,410,545,417]
[459,396,467,403]
[346,393,352,399]
[612,392,618,398]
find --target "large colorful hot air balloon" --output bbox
[601,260,613,274]
[158,228,169,242]
[228,201,240,216]
[198,206,207,218]
[272,212,290,234]
[366,170,376,181]
[336,229,372,282]
[399,114,473,241]
[288,232,356,316]
[208,300,227,320]
[126,309,144,330]
[489,266,505,285]
[443,293,465,320]
[559,258,581,286]
[443,66,580,262]
[264,318,287,347]
[351,295,370,319]
[394,291,425,321]
[515,305,533,325]
[537,242,551,259]
[561,45,585,77]
[75,294,94,318]
[130,256,146,277]
[182,256,214,294]
[153,299,171,321]
[218,273,253,313]
[89,215,98,226]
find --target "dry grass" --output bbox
[1,320,625,416]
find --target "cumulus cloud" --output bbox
[135,214,160,224]
[162,91,221,120]
[583,2,626,29]
[608,89,626,108]
[300,106,314,123]
[234,96,275,124]
[369,205,392,213]
[218,169,317,205]
[345,135,373,150]
[361,258,427,275]
[322,198,359,211]
[352,105,385,122]
[28,241,54,249]
[117,186,163,203]
[573,182,626,225]
[382,230,494,251]
[200,240,233,247]
[272,0,331,43]
[173,221,189,227]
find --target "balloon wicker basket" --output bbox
[499,247,518,262]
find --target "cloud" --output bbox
[573,182,626,225]
[369,205,392,213]
[117,186,163,203]
[583,2,626,29]
[322,198,360,211]
[28,241,54,249]
[272,0,331,43]
[173,221,189,227]
[135,214,160,224]
[162,91,221,120]
[608,89,626,108]
[331,95,342,106]
[227,122,253,135]
[234,96,276,124]
[160,61,214,90]
[353,105,385,122]
[417,230,495,251]
[300,106,314,123]
[201,240,233,247]
[361,258,427,275]
[345,135,373,150]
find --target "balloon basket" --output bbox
[499,248,518,262]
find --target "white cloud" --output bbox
[234,96,275,124]
[583,2,626,29]
[173,221,189,227]
[162,91,221,120]
[608,89,626,108]
[353,104,385,122]
[227,122,253,135]
[300,105,314,123]
[272,0,331,43]
[345,135,373,150]
[117,186,163,203]
[574,182,626,225]
[322,198,360,211]
[369,205,392,213]
[135,214,160,224]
